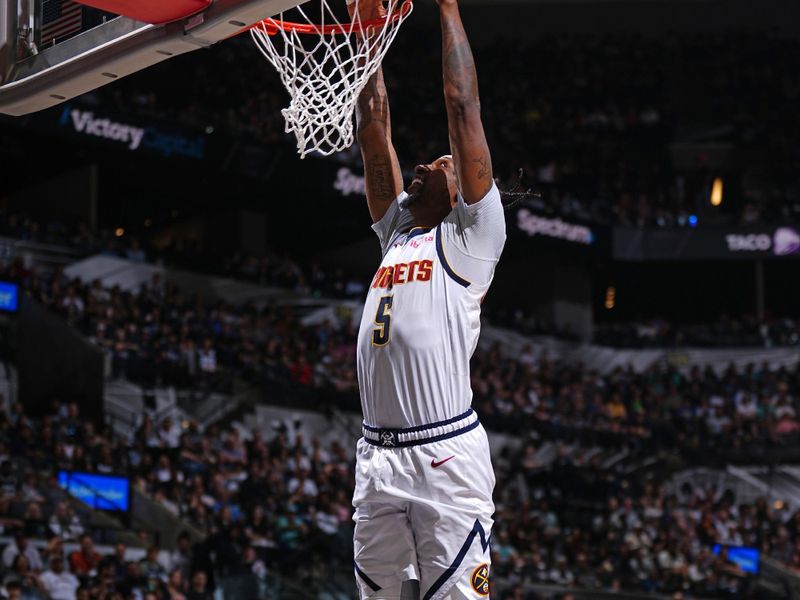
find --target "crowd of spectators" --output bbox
[6,201,800,358]
[0,209,365,302]
[5,15,800,600]
[472,343,800,458]
[0,259,359,395]
[3,257,799,598]
[4,256,800,459]
[492,308,800,349]
[0,395,798,599]
[594,316,800,348]
[96,30,800,228]
[0,399,355,599]
[493,441,800,598]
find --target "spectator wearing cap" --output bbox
[40,556,79,600]
[2,534,43,572]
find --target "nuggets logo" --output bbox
[471,564,489,596]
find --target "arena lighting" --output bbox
[711,177,724,206]
[114,227,125,237]
[688,215,698,227]
[604,286,616,310]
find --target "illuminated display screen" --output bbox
[0,282,18,312]
[58,471,130,512]
[712,544,759,574]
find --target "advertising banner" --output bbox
[328,166,600,249]
[56,104,206,159]
[614,225,800,261]
[6,101,208,159]
[512,208,596,247]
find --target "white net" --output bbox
[250,0,413,158]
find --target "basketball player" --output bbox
[352,0,504,598]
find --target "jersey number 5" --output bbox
[372,296,393,347]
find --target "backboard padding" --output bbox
[0,0,306,116]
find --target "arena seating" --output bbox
[0,245,799,597]
[95,31,800,228]
[0,391,798,599]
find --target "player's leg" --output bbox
[354,502,420,599]
[353,440,420,599]
[408,425,495,600]
[437,563,491,599]
[410,506,493,600]
[360,579,421,600]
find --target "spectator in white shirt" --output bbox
[735,393,758,420]
[2,534,43,571]
[287,470,318,499]
[158,418,181,449]
[315,510,339,536]
[197,339,217,374]
[48,502,84,541]
[40,556,79,600]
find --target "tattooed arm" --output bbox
[356,66,404,223]
[438,0,492,205]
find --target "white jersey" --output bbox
[356,183,506,429]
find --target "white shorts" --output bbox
[352,411,495,600]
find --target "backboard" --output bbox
[0,0,305,116]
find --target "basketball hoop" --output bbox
[250,0,413,158]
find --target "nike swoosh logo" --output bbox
[431,456,455,469]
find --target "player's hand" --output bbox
[348,0,388,21]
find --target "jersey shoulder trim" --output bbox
[435,223,471,288]
[407,226,433,241]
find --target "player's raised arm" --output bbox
[437,0,492,205]
[350,0,404,224]
[356,65,403,223]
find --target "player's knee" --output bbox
[361,580,420,600]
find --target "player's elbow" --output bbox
[444,92,481,120]
[356,123,390,147]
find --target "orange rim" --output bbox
[249,0,412,36]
